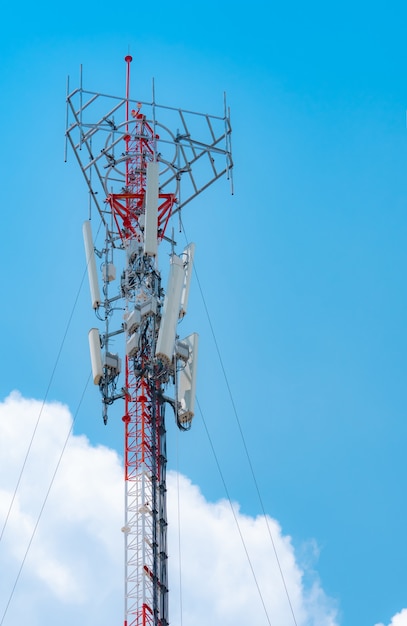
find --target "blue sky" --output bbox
[1,1,407,626]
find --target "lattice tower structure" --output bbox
[65,56,233,626]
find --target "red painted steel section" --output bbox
[119,56,168,626]
[107,192,176,242]
[107,63,176,244]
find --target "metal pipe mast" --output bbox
[66,56,233,626]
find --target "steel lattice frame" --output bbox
[65,56,232,626]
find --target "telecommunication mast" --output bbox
[65,56,233,626]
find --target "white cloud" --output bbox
[0,391,123,625]
[0,391,338,626]
[167,473,337,626]
[375,609,407,626]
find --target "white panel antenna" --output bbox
[179,242,195,319]
[144,161,159,257]
[83,221,101,309]
[178,332,199,424]
[88,328,103,384]
[104,352,121,376]
[126,331,140,357]
[156,254,185,366]
[124,306,142,335]
[102,263,116,282]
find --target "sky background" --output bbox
[1,1,407,626]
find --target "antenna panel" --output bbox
[126,331,140,357]
[102,263,116,282]
[83,221,101,309]
[180,242,195,318]
[144,161,159,257]
[178,332,199,423]
[124,307,142,335]
[156,255,185,366]
[88,328,103,384]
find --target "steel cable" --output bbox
[0,219,102,545]
[181,220,298,626]
[0,373,91,625]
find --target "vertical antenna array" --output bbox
[66,56,233,626]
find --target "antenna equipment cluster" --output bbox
[65,56,233,626]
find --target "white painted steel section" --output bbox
[126,466,154,621]
[156,255,185,366]
[180,242,195,319]
[144,161,159,257]
[82,220,101,309]
[88,328,103,384]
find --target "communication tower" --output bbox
[65,56,233,626]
